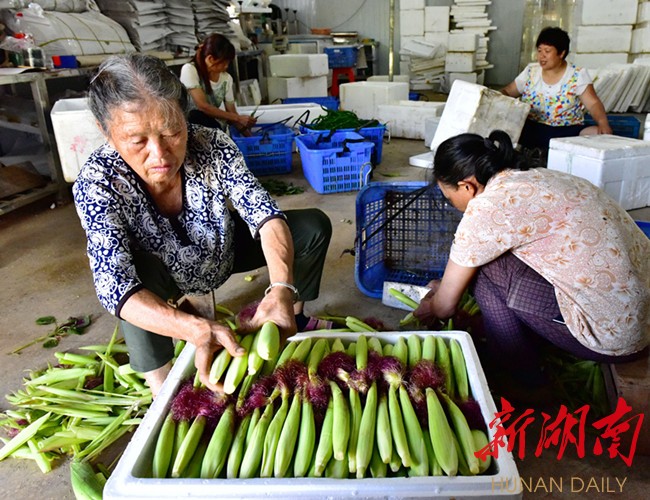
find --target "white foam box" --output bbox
[448,32,479,52]
[50,98,105,183]
[400,0,425,10]
[445,51,477,72]
[269,54,328,77]
[632,23,650,54]
[432,80,531,151]
[570,52,629,69]
[104,330,521,500]
[573,25,632,53]
[400,9,425,37]
[238,103,328,131]
[449,71,479,84]
[424,6,450,32]
[376,100,446,139]
[639,1,650,23]
[267,76,328,103]
[548,135,650,210]
[340,81,410,120]
[425,115,441,147]
[574,0,639,25]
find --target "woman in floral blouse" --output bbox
[501,27,612,151]
[414,130,648,386]
[73,54,331,396]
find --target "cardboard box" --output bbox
[104,330,521,499]
[547,134,650,210]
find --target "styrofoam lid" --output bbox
[549,134,650,159]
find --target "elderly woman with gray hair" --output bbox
[73,54,332,396]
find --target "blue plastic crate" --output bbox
[324,45,359,68]
[282,96,340,110]
[355,181,463,298]
[230,124,294,176]
[300,124,386,165]
[636,220,650,239]
[295,131,373,194]
[584,114,641,139]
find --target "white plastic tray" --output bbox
[104,331,521,499]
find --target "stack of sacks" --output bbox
[569,0,636,68]
[95,0,171,52]
[0,2,134,57]
[165,0,237,55]
[267,54,329,103]
[445,0,494,90]
[632,0,650,61]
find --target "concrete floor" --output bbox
[0,138,649,499]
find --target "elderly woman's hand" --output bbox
[239,286,297,344]
[193,322,246,392]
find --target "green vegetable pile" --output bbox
[303,108,381,131]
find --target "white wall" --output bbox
[272,0,525,86]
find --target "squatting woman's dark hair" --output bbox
[536,26,570,59]
[194,33,236,97]
[433,130,529,186]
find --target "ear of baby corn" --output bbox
[369,440,387,478]
[392,337,408,366]
[331,338,345,352]
[313,399,334,476]
[169,418,189,473]
[27,439,52,474]
[356,334,368,371]
[388,288,420,310]
[398,385,428,476]
[200,404,235,478]
[329,380,350,461]
[256,321,280,361]
[184,439,208,478]
[227,412,252,479]
[441,393,479,475]
[423,427,443,475]
[70,459,103,500]
[472,429,492,474]
[375,391,392,464]
[387,384,411,468]
[223,334,254,394]
[345,317,377,333]
[208,348,232,385]
[274,391,302,477]
[325,455,349,479]
[26,368,95,387]
[239,403,274,479]
[435,337,453,396]
[389,445,402,473]
[367,337,383,355]
[382,343,393,357]
[152,412,176,478]
[171,415,207,478]
[293,399,316,478]
[275,341,298,367]
[289,337,313,363]
[449,339,469,401]
[260,396,289,478]
[247,336,264,376]
[425,388,458,476]
[307,338,329,377]
[422,335,436,362]
[453,432,472,476]
[347,387,362,474]
[407,334,422,368]
[355,380,378,478]
[245,407,261,448]
[346,342,356,357]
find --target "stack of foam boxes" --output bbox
[399,0,450,90]
[267,54,329,104]
[444,0,494,91]
[569,0,637,68]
